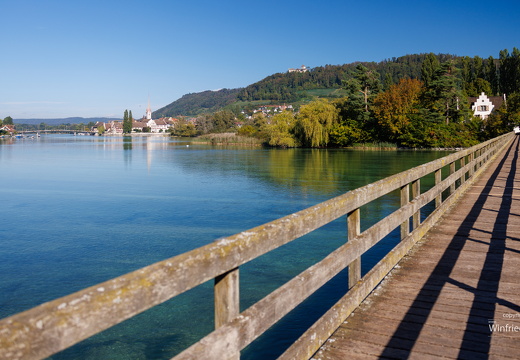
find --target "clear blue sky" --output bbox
[1,0,519,119]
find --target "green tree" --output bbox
[171,119,198,137]
[421,61,467,124]
[343,64,382,114]
[485,56,499,95]
[263,110,299,147]
[294,99,339,147]
[499,48,520,95]
[236,125,257,137]
[421,53,440,88]
[123,109,132,134]
[3,116,13,125]
[328,123,363,147]
[212,110,236,132]
[473,56,484,80]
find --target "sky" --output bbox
[1,0,519,120]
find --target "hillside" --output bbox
[153,88,241,118]
[152,53,490,118]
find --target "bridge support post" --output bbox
[347,208,361,289]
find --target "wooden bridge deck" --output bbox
[314,137,520,360]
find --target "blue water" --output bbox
[0,135,448,359]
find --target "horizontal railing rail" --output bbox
[0,132,514,360]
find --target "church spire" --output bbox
[146,96,152,120]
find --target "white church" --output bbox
[133,98,174,133]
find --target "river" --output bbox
[0,135,450,359]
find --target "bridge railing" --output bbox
[0,132,514,360]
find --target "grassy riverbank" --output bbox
[194,133,263,146]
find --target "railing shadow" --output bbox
[380,137,520,358]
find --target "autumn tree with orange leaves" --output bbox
[372,78,423,142]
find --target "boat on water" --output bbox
[514,126,520,135]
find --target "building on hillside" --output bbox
[249,104,294,118]
[468,92,506,119]
[288,65,309,73]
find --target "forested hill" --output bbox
[153,88,241,118]
[237,54,458,102]
[153,53,492,117]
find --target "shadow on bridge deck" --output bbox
[315,138,520,359]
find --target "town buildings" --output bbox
[91,99,178,135]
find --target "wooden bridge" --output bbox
[314,134,520,359]
[19,130,93,135]
[0,132,518,359]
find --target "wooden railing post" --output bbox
[449,161,456,195]
[215,268,240,360]
[347,208,361,289]
[468,152,475,177]
[435,169,442,208]
[400,184,410,240]
[412,179,421,230]
[460,156,466,184]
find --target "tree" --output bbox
[421,61,467,124]
[294,99,339,147]
[3,116,13,125]
[485,56,499,95]
[123,109,132,134]
[499,48,520,95]
[421,53,440,88]
[372,78,423,142]
[212,110,236,132]
[343,64,382,114]
[196,114,215,134]
[171,118,198,137]
[473,56,484,80]
[263,111,299,147]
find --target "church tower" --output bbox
[146,97,152,120]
